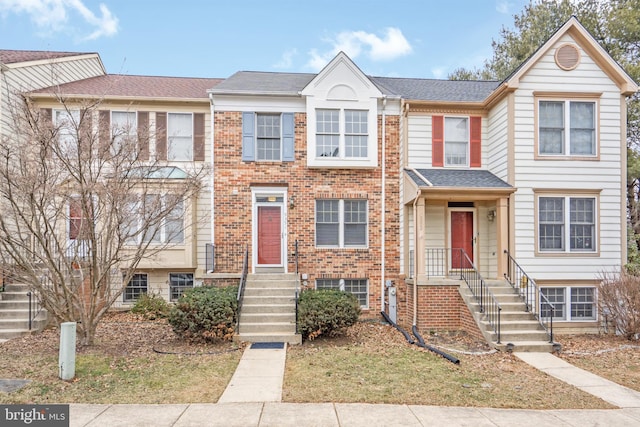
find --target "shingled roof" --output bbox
[31,74,223,100]
[210,70,501,103]
[0,49,94,65]
[406,168,512,189]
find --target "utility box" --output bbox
[388,286,397,323]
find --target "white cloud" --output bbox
[272,48,298,69]
[0,0,118,40]
[306,27,412,71]
[496,0,511,14]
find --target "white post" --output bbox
[59,322,76,380]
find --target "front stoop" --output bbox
[460,279,556,352]
[0,283,48,341]
[235,273,302,345]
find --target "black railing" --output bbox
[459,250,502,344]
[294,240,299,335]
[206,243,245,273]
[423,248,465,279]
[235,246,249,333]
[504,250,554,343]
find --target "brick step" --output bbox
[234,332,301,345]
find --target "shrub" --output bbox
[599,269,640,339]
[168,285,238,342]
[130,293,170,320]
[298,289,361,341]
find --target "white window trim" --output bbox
[169,272,194,302]
[255,112,282,161]
[125,194,186,246]
[540,286,597,322]
[167,112,194,162]
[444,116,470,167]
[537,98,599,158]
[537,195,598,254]
[306,98,378,168]
[123,273,148,302]
[315,199,368,249]
[315,278,369,309]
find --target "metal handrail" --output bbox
[504,250,554,343]
[294,240,300,335]
[235,246,249,333]
[459,249,502,344]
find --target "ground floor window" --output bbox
[541,287,596,321]
[124,273,148,302]
[316,278,368,308]
[170,273,194,301]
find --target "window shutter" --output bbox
[242,112,255,161]
[193,113,205,161]
[137,112,149,161]
[98,110,110,158]
[156,112,167,160]
[432,115,444,167]
[470,116,481,168]
[282,113,294,161]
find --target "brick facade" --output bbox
[213,112,400,315]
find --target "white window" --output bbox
[539,100,596,156]
[256,113,281,161]
[444,117,468,166]
[315,199,367,247]
[316,278,369,308]
[124,273,148,302]
[125,195,185,245]
[170,273,193,301]
[539,196,596,252]
[316,109,367,159]
[168,113,193,161]
[111,111,137,156]
[541,287,596,321]
[54,109,80,157]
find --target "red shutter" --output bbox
[432,115,444,167]
[156,112,167,160]
[98,110,110,158]
[138,112,149,161]
[470,116,481,168]
[193,113,205,161]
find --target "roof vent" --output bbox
[555,44,580,71]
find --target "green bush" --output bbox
[130,293,170,320]
[168,285,238,342]
[298,289,361,340]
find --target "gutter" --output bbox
[381,95,387,317]
[412,188,420,326]
[209,93,216,259]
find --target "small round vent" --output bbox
[555,44,580,70]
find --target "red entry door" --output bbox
[451,211,474,268]
[257,206,282,265]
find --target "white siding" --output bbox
[512,34,625,279]
[406,115,431,168]
[487,98,509,181]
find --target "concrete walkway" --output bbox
[217,342,287,403]
[515,352,640,408]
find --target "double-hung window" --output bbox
[444,117,469,166]
[124,273,148,302]
[316,109,368,159]
[126,195,185,245]
[256,113,282,161]
[168,113,193,161]
[541,287,596,321]
[316,278,369,308]
[538,99,597,157]
[316,199,367,247]
[242,112,294,162]
[55,109,80,157]
[538,196,596,252]
[170,273,193,301]
[111,111,137,156]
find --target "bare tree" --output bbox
[0,90,205,346]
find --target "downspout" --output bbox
[209,94,215,249]
[412,189,420,326]
[380,95,387,316]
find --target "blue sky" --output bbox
[0,0,531,79]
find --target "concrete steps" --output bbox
[460,279,557,352]
[0,282,48,341]
[235,273,301,345]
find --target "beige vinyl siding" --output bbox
[477,203,498,277]
[512,34,624,280]
[487,98,509,181]
[406,115,431,168]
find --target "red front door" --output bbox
[257,206,281,265]
[451,211,474,268]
